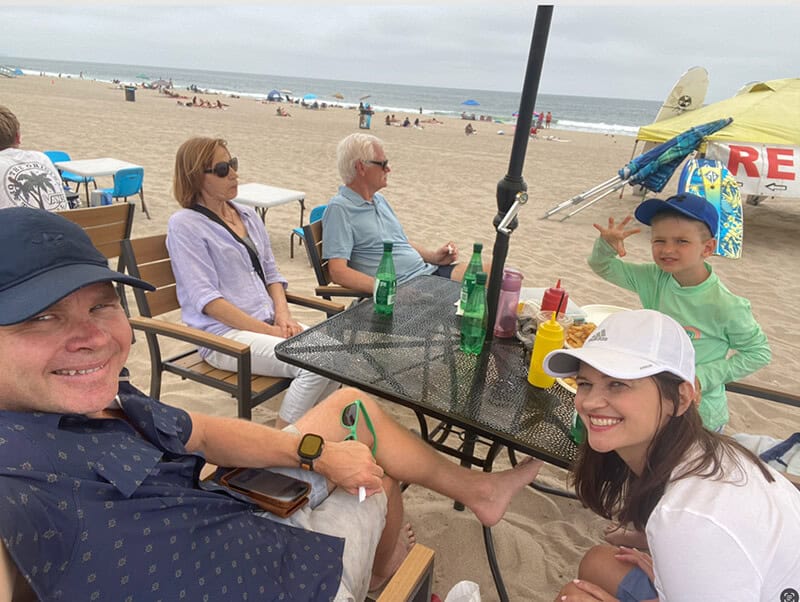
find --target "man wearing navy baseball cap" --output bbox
[587,192,770,435]
[0,207,154,325]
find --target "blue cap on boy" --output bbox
[634,192,719,238]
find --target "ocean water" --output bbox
[3,56,661,136]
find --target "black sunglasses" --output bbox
[364,159,389,170]
[204,157,238,177]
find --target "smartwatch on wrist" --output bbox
[298,433,324,471]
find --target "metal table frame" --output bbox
[276,275,577,600]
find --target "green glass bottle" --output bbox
[373,241,396,315]
[570,411,587,445]
[460,271,487,355]
[458,242,483,313]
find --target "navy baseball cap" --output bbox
[0,207,154,325]
[634,192,719,238]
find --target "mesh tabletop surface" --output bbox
[277,276,577,468]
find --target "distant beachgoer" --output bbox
[413,118,420,127]
[465,123,475,136]
[419,107,423,114]
[529,126,538,139]
[537,112,544,129]
[385,115,391,126]
[545,111,552,128]
[402,117,410,127]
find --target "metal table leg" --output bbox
[483,525,509,602]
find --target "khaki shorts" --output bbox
[257,425,387,601]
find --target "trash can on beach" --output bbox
[124,86,136,102]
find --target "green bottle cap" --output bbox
[473,242,483,253]
[475,272,487,285]
[383,241,393,251]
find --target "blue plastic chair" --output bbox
[291,204,326,259]
[101,167,151,219]
[44,150,96,205]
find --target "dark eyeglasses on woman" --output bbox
[204,157,239,177]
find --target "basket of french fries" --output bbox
[565,322,597,348]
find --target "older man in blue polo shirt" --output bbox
[323,133,485,293]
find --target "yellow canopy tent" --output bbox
[637,78,800,199]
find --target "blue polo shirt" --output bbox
[322,186,436,284]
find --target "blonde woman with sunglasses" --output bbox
[168,137,340,428]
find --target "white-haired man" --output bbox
[322,133,487,293]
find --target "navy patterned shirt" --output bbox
[0,378,344,600]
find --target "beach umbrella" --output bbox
[332,92,345,100]
[303,93,317,101]
[279,89,293,94]
[637,78,800,200]
[359,94,371,101]
[542,117,733,220]
[462,99,480,106]
[267,89,282,101]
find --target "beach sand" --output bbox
[5,75,799,601]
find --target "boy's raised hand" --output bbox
[593,215,641,257]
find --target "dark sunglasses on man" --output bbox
[204,157,239,178]
[363,159,389,170]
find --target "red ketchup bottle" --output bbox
[540,279,569,315]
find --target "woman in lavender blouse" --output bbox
[167,137,339,427]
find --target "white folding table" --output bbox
[233,183,306,254]
[53,158,149,218]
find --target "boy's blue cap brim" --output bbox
[634,192,719,238]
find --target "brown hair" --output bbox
[173,137,227,208]
[0,105,20,151]
[651,209,714,240]
[572,371,773,531]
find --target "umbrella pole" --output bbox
[486,5,552,343]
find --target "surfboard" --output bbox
[653,66,709,122]
[678,157,743,259]
[630,67,710,196]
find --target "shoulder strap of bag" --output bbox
[189,204,268,288]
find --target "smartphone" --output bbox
[223,468,309,503]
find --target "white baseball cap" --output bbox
[543,309,695,384]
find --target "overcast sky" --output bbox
[3,2,797,102]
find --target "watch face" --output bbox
[299,434,324,458]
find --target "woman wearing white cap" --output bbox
[546,310,800,602]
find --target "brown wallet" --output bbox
[211,467,311,518]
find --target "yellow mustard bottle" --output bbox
[527,312,564,388]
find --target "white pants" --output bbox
[205,327,340,423]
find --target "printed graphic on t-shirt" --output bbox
[3,161,67,210]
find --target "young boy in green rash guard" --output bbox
[588,192,770,432]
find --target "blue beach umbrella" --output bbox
[303,93,317,101]
[542,117,733,220]
[462,99,480,106]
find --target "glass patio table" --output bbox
[275,275,578,601]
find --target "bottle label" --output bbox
[459,275,476,310]
[374,279,396,306]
